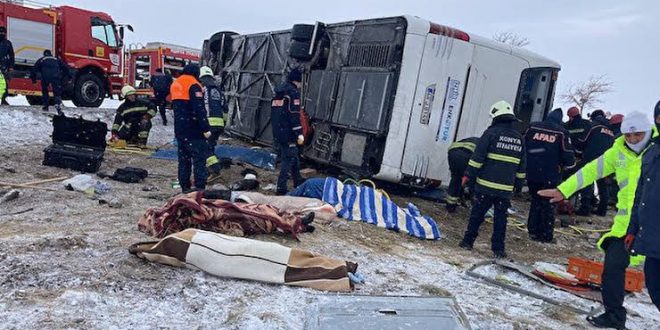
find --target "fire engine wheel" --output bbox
[73,73,105,108]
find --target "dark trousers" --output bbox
[527,181,556,241]
[462,192,510,253]
[41,79,62,106]
[276,142,303,194]
[601,237,630,324]
[206,127,224,174]
[177,139,208,192]
[118,120,152,145]
[154,91,168,124]
[645,257,660,312]
[579,178,609,213]
[446,173,462,207]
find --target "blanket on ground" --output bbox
[234,192,337,222]
[322,178,441,240]
[129,229,357,292]
[138,192,307,239]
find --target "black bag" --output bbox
[111,167,148,183]
[43,114,107,173]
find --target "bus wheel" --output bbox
[73,73,105,108]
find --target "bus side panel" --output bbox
[399,34,473,184]
[454,46,530,146]
[372,32,426,182]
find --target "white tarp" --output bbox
[8,16,55,66]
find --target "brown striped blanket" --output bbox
[138,192,309,239]
[129,229,358,292]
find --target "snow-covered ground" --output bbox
[0,105,658,329]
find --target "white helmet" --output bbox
[489,100,515,118]
[121,85,136,97]
[199,66,214,78]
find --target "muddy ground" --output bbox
[0,105,658,329]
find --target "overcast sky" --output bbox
[51,0,659,117]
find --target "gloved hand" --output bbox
[110,133,119,142]
[461,176,469,187]
[624,234,635,252]
[297,134,304,145]
[203,131,212,139]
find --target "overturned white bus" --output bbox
[201,15,560,186]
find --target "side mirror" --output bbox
[119,26,124,40]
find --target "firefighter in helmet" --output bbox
[198,65,226,183]
[459,100,526,259]
[111,85,157,146]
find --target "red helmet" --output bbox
[609,114,624,125]
[567,106,580,118]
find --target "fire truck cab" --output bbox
[125,42,200,97]
[0,1,128,107]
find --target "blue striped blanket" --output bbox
[321,178,441,240]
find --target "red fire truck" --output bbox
[125,42,200,97]
[0,0,130,107]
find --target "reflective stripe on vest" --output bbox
[208,117,224,127]
[449,142,476,152]
[487,153,521,164]
[476,177,514,192]
[468,159,482,169]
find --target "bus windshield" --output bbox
[513,67,558,131]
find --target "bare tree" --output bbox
[561,75,613,113]
[493,32,530,47]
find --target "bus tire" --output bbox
[73,73,105,108]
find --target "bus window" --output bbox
[513,67,558,131]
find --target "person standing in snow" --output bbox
[459,100,526,259]
[150,68,173,125]
[539,111,655,329]
[170,64,212,193]
[524,108,575,243]
[626,102,660,313]
[31,49,70,113]
[198,65,226,184]
[0,26,14,105]
[271,68,305,195]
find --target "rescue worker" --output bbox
[199,65,226,183]
[30,50,70,113]
[0,26,14,105]
[170,64,212,193]
[626,103,660,313]
[459,100,526,258]
[539,111,654,329]
[564,106,591,154]
[609,114,624,138]
[111,86,157,146]
[445,137,479,213]
[574,110,615,216]
[272,68,305,195]
[150,68,173,125]
[524,108,575,243]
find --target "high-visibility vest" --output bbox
[170,75,202,101]
[558,129,659,265]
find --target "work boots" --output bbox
[445,203,458,213]
[493,250,508,259]
[586,312,626,329]
[458,240,473,251]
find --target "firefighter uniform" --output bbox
[575,111,615,216]
[556,113,654,328]
[445,137,479,213]
[0,26,14,105]
[171,64,211,192]
[459,101,526,258]
[199,66,226,180]
[112,95,157,146]
[31,50,70,112]
[151,69,173,125]
[272,69,304,195]
[564,107,591,154]
[524,108,575,242]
